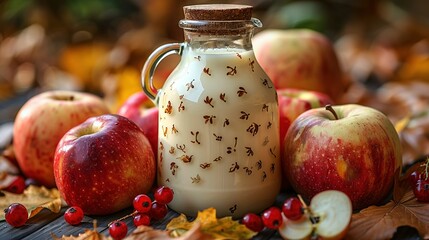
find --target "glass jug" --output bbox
[141,4,281,217]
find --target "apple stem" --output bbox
[107,210,138,227]
[92,220,98,231]
[325,104,339,120]
[297,194,320,225]
[297,194,308,209]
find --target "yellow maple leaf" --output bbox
[0,185,64,220]
[166,208,256,240]
[52,220,113,240]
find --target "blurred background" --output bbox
[1,0,429,159]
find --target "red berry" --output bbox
[150,201,168,220]
[64,206,84,225]
[133,213,151,227]
[414,179,429,202]
[133,194,152,213]
[4,203,28,227]
[282,197,304,221]
[154,186,174,204]
[5,176,26,194]
[261,207,283,230]
[109,221,128,240]
[409,171,422,186]
[242,213,264,232]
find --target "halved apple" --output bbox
[311,190,352,240]
[279,213,313,240]
[278,190,352,240]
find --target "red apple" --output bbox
[252,29,349,102]
[13,90,110,187]
[54,114,156,215]
[283,104,402,210]
[117,92,158,157]
[278,88,333,189]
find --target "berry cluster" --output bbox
[241,196,305,232]
[109,186,174,240]
[410,158,429,202]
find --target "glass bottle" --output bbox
[141,4,281,217]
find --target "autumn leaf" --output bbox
[52,220,113,240]
[0,185,64,220]
[59,42,109,90]
[124,223,212,240]
[166,208,256,240]
[394,115,410,134]
[346,162,429,240]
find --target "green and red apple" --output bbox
[252,29,349,102]
[278,89,333,154]
[283,104,401,210]
[54,114,156,215]
[13,90,110,187]
[278,88,333,189]
[118,92,158,157]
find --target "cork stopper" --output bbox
[183,4,253,21]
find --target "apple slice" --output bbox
[311,190,352,240]
[278,190,352,240]
[278,213,313,240]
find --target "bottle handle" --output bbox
[141,43,183,103]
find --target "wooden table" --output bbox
[0,194,287,239]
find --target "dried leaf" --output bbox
[52,221,112,240]
[347,162,429,240]
[0,185,64,220]
[347,191,429,239]
[124,225,171,240]
[394,115,410,133]
[59,43,109,87]
[125,222,212,240]
[167,208,256,240]
[395,54,429,84]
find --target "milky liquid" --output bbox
[157,47,281,217]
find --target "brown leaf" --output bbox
[52,221,112,240]
[347,162,429,240]
[124,223,212,240]
[0,185,64,220]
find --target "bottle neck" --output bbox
[183,30,254,51]
[179,18,261,52]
